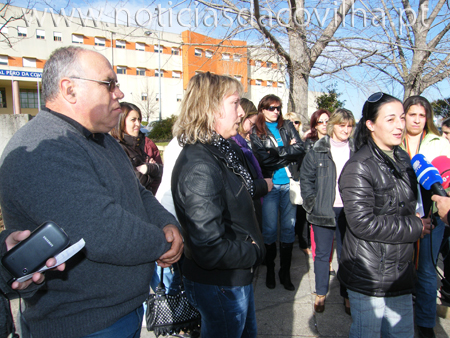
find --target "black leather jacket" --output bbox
[250,120,305,179]
[337,139,423,297]
[300,136,355,226]
[172,142,265,286]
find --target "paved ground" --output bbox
[11,238,450,337]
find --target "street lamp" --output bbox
[145,30,162,121]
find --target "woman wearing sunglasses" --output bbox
[401,96,450,338]
[304,109,330,151]
[250,94,305,291]
[338,92,428,337]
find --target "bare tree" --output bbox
[0,0,34,47]
[133,81,159,123]
[192,0,380,124]
[345,0,450,99]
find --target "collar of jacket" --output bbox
[313,135,355,153]
[122,132,145,148]
[367,138,407,179]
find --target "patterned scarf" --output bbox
[212,135,255,197]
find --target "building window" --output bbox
[136,68,146,76]
[53,31,62,41]
[248,78,251,84]
[23,57,36,68]
[116,40,126,49]
[222,53,230,61]
[136,42,145,51]
[18,26,27,37]
[266,61,272,68]
[0,88,6,108]
[0,55,8,65]
[116,66,126,75]
[247,59,251,65]
[72,34,83,44]
[172,71,181,78]
[194,48,202,57]
[156,93,160,102]
[234,75,242,82]
[20,89,43,109]
[0,26,8,35]
[234,54,241,62]
[154,45,163,53]
[255,60,262,67]
[155,69,163,77]
[141,93,148,101]
[278,82,284,88]
[267,80,273,87]
[205,50,213,58]
[171,48,180,55]
[36,29,45,39]
[255,79,262,86]
[176,94,182,102]
[95,37,105,46]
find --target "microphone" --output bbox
[431,156,450,190]
[411,154,448,197]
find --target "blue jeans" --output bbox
[183,277,257,338]
[347,290,414,338]
[312,207,346,296]
[415,217,445,328]
[261,183,296,244]
[82,306,144,338]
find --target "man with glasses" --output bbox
[0,46,183,338]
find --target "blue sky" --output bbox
[11,0,450,119]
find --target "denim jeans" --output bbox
[261,183,296,244]
[347,290,414,338]
[312,207,346,296]
[183,277,257,338]
[415,216,445,328]
[82,306,144,338]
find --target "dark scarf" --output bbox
[212,135,255,197]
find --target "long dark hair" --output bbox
[110,102,142,142]
[354,92,402,151]
[403,95,440,136]
[306,109,330,141]
[254,94,283,137]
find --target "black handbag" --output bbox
[146,264,201,336]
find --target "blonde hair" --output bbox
[173,72,243,145]
[284,112,301,124]
[326,108,356,137]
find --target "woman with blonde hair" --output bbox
[171,72,265,337]
[300,108,355,314]
[285,112,304,139]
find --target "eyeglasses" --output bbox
[266,106,281,112]
[367,92,383,103]
[293,121,300,125]
[70,77,120,92]
[317,120,328,125]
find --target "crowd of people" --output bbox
[1,45,450,338]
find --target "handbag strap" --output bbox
[156,262,186,294]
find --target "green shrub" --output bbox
[147,115,177,142]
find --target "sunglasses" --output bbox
[70,77,120,92]
[317,120,328,125]
[367,92,383,103]
[293,121,300,125]
[266,106,281,112]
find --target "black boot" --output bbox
[279,242,295,291]
[265,243,277,289]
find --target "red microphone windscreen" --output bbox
[431,156,450,190]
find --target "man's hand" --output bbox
[157,224,183,268]
[432,195,450,225]
[5,230,66,290]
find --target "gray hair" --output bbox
[42,46,85,102]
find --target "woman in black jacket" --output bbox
[338,92,428,337]
[300,108,355,314]
[250,94,305,291]
[171,72,265,338]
